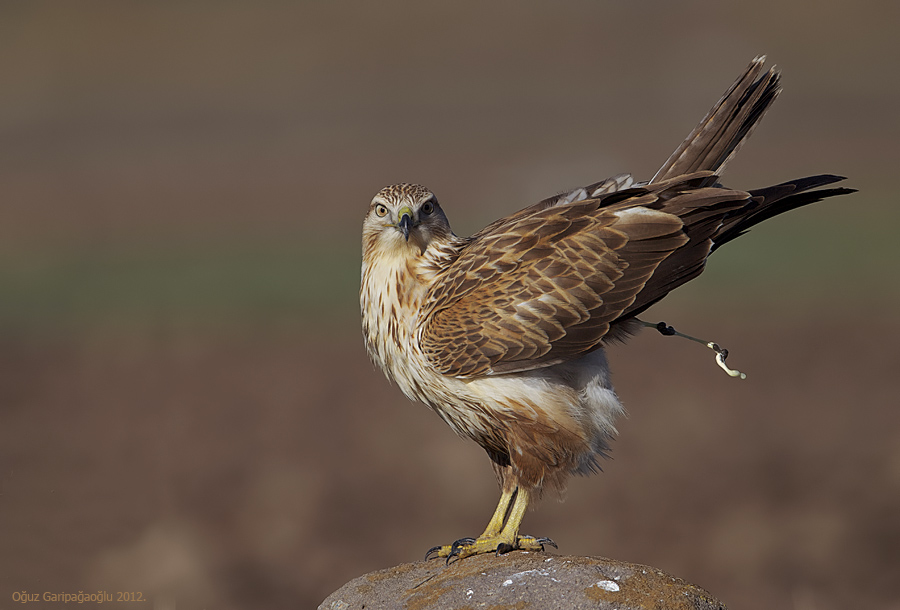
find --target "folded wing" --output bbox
[420,173,750,377]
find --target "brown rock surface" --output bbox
[318,552,726,610]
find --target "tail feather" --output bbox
[711,175,857,250]
[608,58,856,326]
[614,174,854,322]
[651,56,781,183]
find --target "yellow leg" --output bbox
[496,486,529,541]
[478,486,515,538]
[425,487,556,561]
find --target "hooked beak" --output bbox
[397,206,413,241]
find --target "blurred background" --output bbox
[1,2,898,609]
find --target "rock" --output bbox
[318,552,726,609]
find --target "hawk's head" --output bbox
[363,183,453,255]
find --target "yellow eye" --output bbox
[421,201,434,215]
[374,204,388,217]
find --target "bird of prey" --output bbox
[360,57,854,561]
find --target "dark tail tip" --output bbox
[711,175,855,250]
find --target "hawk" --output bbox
[360,57,853,561]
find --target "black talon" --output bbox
[452,537,476,547]
[535,537,558,549]
[445,538,475,565]
[495,542,515,555]
[449,538,475,555]
[425,545,443,560]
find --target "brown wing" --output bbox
[420,173,751,377]
[471,173,636,239]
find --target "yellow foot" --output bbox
[425,535,557,562]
